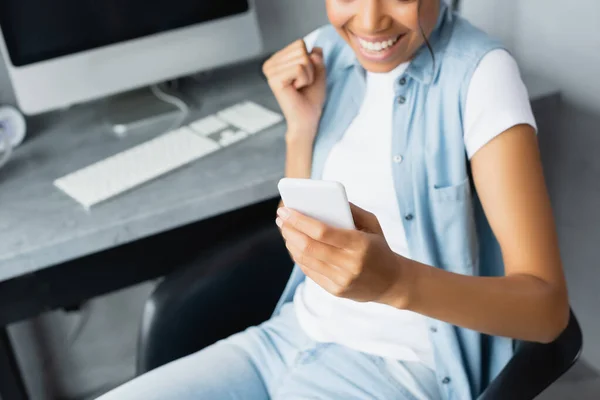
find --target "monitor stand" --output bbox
[101,84,189,139]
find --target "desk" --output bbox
[0,60,560,399]
[0,61,287,399]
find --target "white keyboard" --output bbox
[54,101,283,208]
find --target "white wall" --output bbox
[256,0,327,53]
[462,0,600,114]
[460,0,518,50]
[512,0,600,114]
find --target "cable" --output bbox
[66,302,93,347]
[150,83,190,132]
[0,122,13,170]
[39,302,94,372]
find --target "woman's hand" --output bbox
[263,40,327,145]
[276,204,412,308]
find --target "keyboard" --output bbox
[54,101,283,208]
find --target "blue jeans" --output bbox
[97,303,440,400]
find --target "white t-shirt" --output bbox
[294,28,537,371]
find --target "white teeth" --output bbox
[358,35,400,52]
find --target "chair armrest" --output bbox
[478,309,583,400]
[136,223,293,374]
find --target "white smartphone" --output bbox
[277,178,355,230]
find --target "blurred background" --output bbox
[0,0,598,399]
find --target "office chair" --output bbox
[136,215,583,400]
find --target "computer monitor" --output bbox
[0,1,262,115]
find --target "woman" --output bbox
[99,1,569,399]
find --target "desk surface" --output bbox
[0,63,288,282]
[0,63,559,283]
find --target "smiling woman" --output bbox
[98,1,569,399]
[327,0,439,74]
[326,0,439,71]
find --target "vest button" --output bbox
[397,96,406,104]
[430,326,438,333]
[442,377,451,384]
[393,155,404,164]
[405,214,414,221]
[399,77,407,85]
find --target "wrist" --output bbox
[285,136,313,179]
[286,136,314,153]
[386,255,422,311]
[286,126,317,145]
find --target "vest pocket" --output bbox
[430,178,478,274]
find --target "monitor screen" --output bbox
[0,0,249,67]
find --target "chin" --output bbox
[354,51,407,73]
[351,43,413,74]
[360,61,403,73]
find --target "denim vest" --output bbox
[273,4,513,399]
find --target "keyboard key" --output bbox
[219,129,248,147]
[189,115,228,136]
[217,102,283,134]
[239,101,284,130]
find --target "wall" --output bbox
[460,0,518,49]
[462,0,600,114]
[256,0,327,53]
[2,1,328,399]
[511,0,600,114]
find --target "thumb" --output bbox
[309,47,325,69]
[350,203,383,235]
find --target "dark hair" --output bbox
[418,0,436,69]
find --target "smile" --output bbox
[350,32,406,62]
[357,34,403,52]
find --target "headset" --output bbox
[0,106,26,169]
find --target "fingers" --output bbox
[309,47,324,67]
[349,203,384,235]
[263,39,307,70]
[263,40,320,91]
[265,52,314,82]
[278,208,357,249]
[285,241,348,290]
[297,261,342,296]
[267,65,311,91]
[280,221,352,267]
[285,241,334,277]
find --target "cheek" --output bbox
[393,4,421,31]
[325,0,351,30]
[416,0,440,33]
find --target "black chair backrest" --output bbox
[136,224,292,375]
[479,309,583,399]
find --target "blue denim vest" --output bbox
[274,4,513,399]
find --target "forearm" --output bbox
[278,130,314,210]
[401,259,569,343]
[284,132,314,179]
